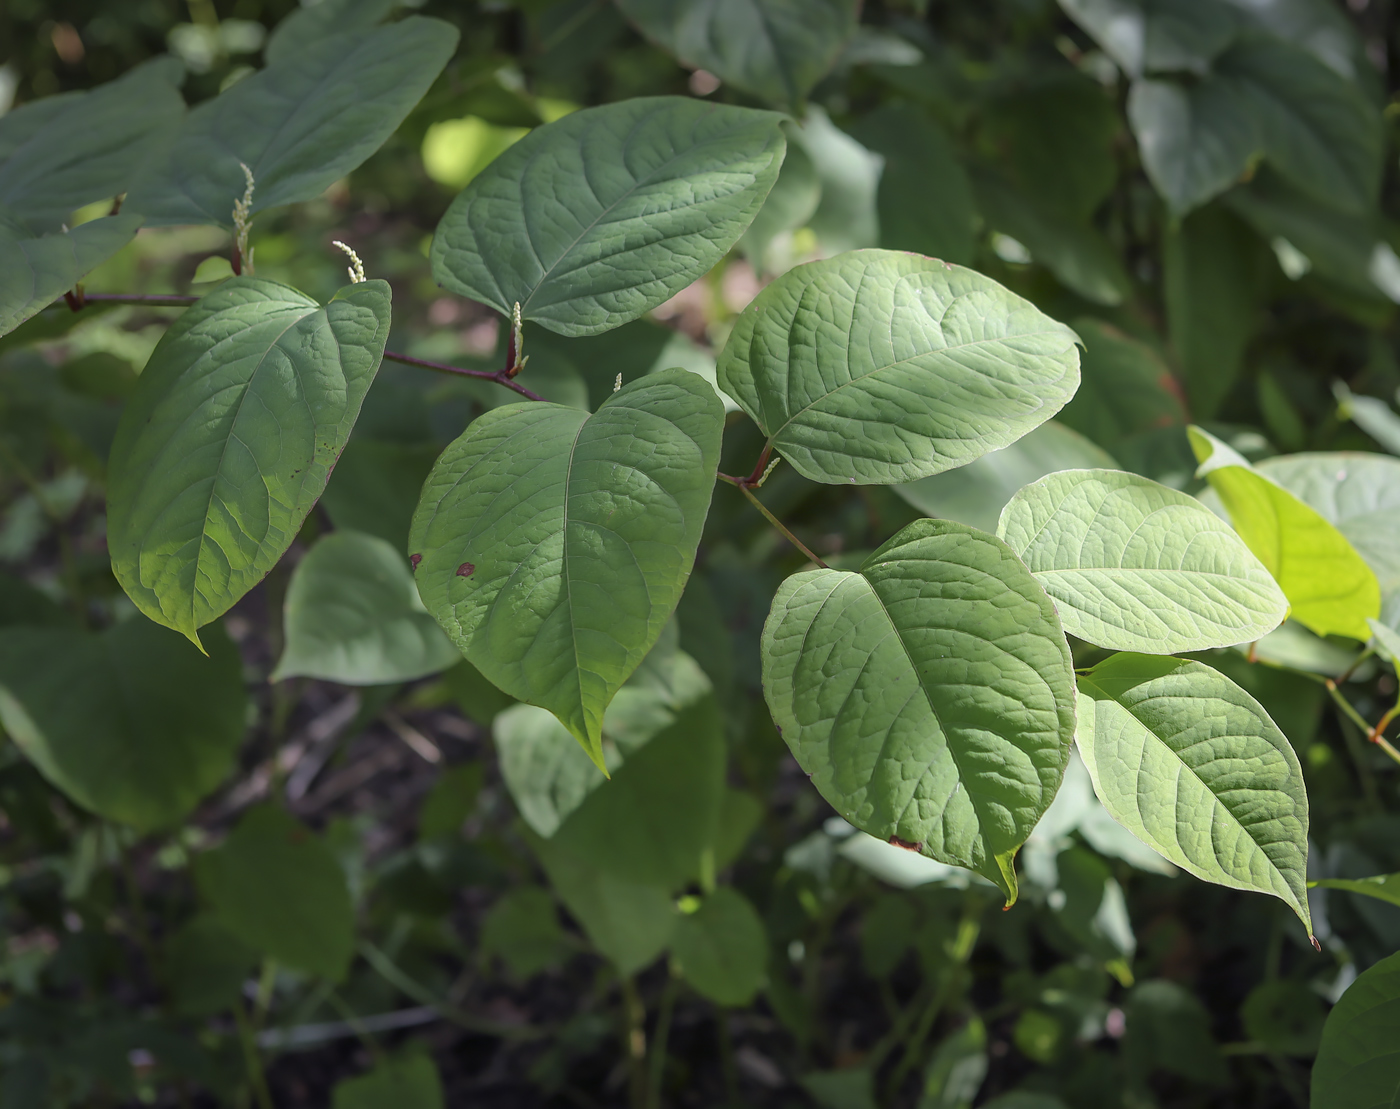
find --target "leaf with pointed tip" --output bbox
[0,211,143,339]
[265,0,397,65]
[107,277,392,646]
[1312,871,1400,910]
[0,616,246,832]
[410,370,722,768]
[0,58,185,229]
[125,19,457,227]
[761,518,1078,902]
[1189,426,1380,639]
[997,469,1288,653]
[616,0,857,109]
[717,250,1081,485]
[1310,949,1400,1109]
[1075,652,1311,933]
[431,97,785,336]
[271,530,461,685]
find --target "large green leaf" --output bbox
[107,277,392,647]
[761,518,1078,901]
[1058,0,1239,78]
[1312,871,1400,910]
[1189,427,1380,639]
[410,370,722,768]
[0,58,185,229]
[194,804,355,981]
[0,616,246,832]
[853,104,978,265]
[1311,949,1400,1109]
[613,0,858,110]
[997,469,1288,653]
[271,530,461,685]
[0,212,143,339]
[1247,451,1400,624]
[1057,319,1186,452]
[716,250,1081,485]
[265,0,398,65]
[1075,653,1311,933]
[430,98,785,336]
[895,421,1116,535]
[125,19,457,227]
[671,887,768,1006]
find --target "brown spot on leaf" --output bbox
[409,554,421,570]
[456,562,475,577]
[888,836,923,853]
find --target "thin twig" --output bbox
[73,293,199,307]
[382,349,546,401]
[729,483,828,568]
[1326,680,1400,767]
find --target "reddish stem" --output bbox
[382,350,545,402]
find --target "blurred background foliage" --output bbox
[6,0,1400,1107]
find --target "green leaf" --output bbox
[761,518,1078,902]
[1162,204,1268,418]
[1246,451,1400,624]
[194,804,355,981]
[527,828,676,975]
[1335,381,1400,455]
[0,213,143,339]
[1059,0,1239,78]
[0,616,246,832]
[161,915,259,1018]
[801,1069,877,1109]
[480,887,569,979]
[717,250,1081,485]
[614,0,858,109]
[1189,427,1381,639]
[332,1055,443,1109]
[0,571,72,629]
[973,173,1131,306]
[320,439,439,553]
[921,1017,988,1109]
[265,0,398,66]
[107,277,392,647]
[1123,980,1227,1086]
[853,104,977,265]
[561,694,726,888]
[125,19,458,227]
[1058,319,1186,452]
[860,893,916,978]
[997,469,1288,653]
[895,421,1116,536]
[672,887,768,1006]
[0,58,184,229]
[417,764,483,841]
[739,127,822,270]
[430,98,785,336]
[795,106,882,255]
[272,531,460,685]
[1312,871,1400,909]
[1240,979,1325,1056]
[1075,653,1311,933]
[1311,949,1400,1109]
[410,370,722,767]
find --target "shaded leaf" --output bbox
[195,805,355,981]
[1076,653,1311,932]
[320,439,440,553]
[762,518,1077,901]
[431,98,785,336]
[272,531,460,685]
[672,887,768,1006]
[1307,949,1400,1108]
[794,106,882,255]
[998,468,1287,653]
[480,887,570,979]
[921,1018,987,1109]
[126,19,458,227]
[161,915,259,1018]
[1312,871,1400,910]
[0,616,246,832]
[107,278,391,647]
[331,1054,443,1109]
[265,0,398,65]
[1058,320,1185,452]
[1240,979,1324,1056]
[717,249,1081,485]
[410,370,722,767]
[1059,0,1239,78]
[1123,980,1227,1085]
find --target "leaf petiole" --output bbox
[728,481,828,568]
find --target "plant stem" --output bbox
[233,998,276,1109]
[75,292,199,307]
[645,971,679,1109]
[729,482,828,568]
[883,975,954,1100]
[1326,680,1400,767]
[381,349,546,402]
[620,976,647,1109]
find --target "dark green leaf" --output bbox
[0,213,143,339]
[107,278,391,647]
[1123,980,1226,1085]
[332,1054,443,1109]
[417,764,483,841]
[431,98,785,336]
[672,887,767,1006]
[161,915,259,1018]
[1057,319,1186,451]
[1240,979,1324,1056]
[195,804,355,981]
[265,0,398,66]
[320,439,440,552]
[0,616,245,831]
[480,887,570,979]
[1059,0,1238,78]
[1312,950,1400,1109]
[921,1018,987,1109]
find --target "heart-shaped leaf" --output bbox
[430,97,785,336]
[998,469,1288,653]
[1190,426,1380,639]
[672,887,768,1006]
[0,616,246,831]
[107,277,392,647]
[0,58,185,229]
[0,211,143,339]
[271,530,461,685]
[761,518,1078,901]
[410,369,723,767]
[1076,652,1311,933]
[717,250,1081,484]
[615,0,858,110]
[1311,949,1400,1109]
[125,18,457,227]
